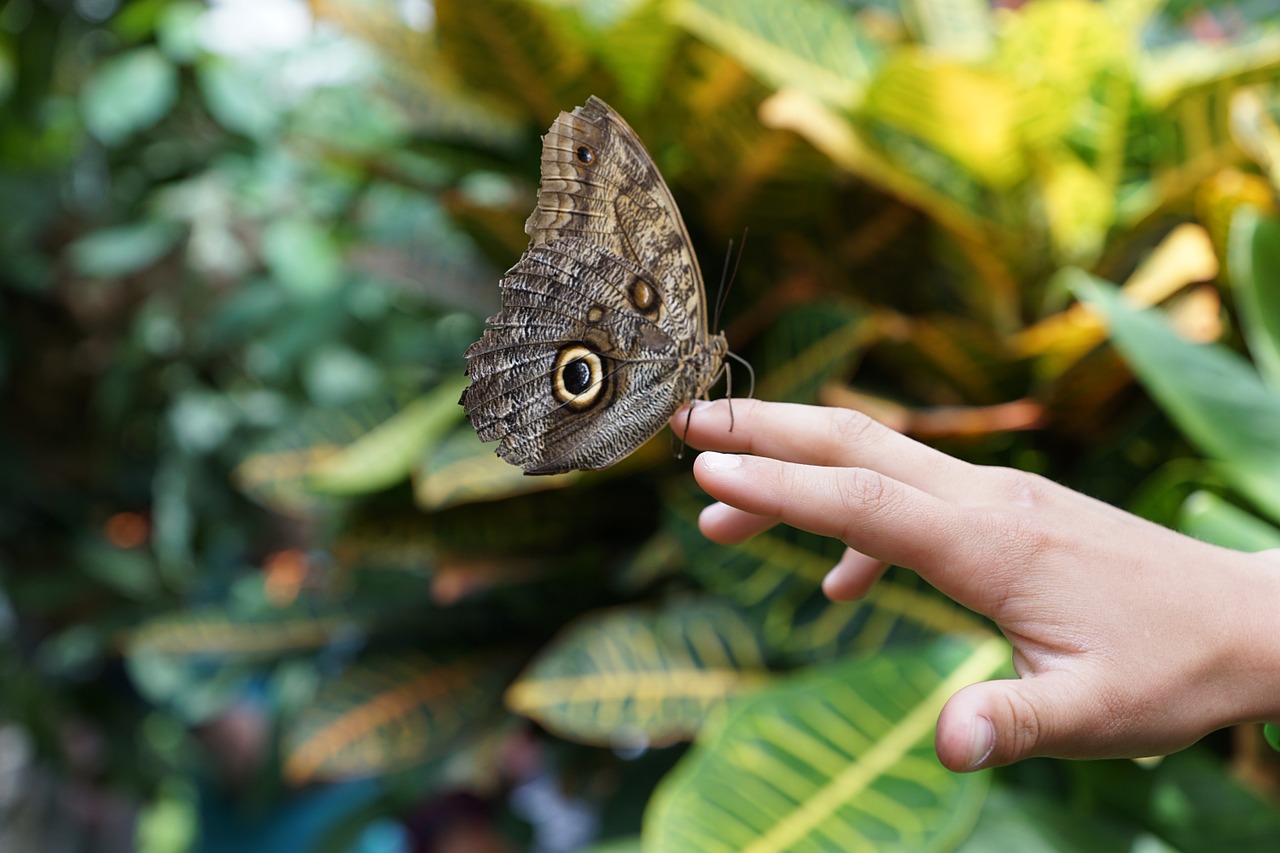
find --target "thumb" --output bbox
[935,676,1078,772]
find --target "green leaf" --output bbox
[413,426,578,510]
[308,379,467,495]
[283,652,512,783]
[582,838,643,853]
[671,0,878,109]
[904,0,994,61]
[1083,749,1280,851]
[125,653,249,724]
[78,540,160,600]
[589,1,680,107]
[261,218,345,299]
[644,635,1007,853]
[126,607,354,661]
[864,52,1025,189]
[435,0,589,124]
[956,783,1172,853]
[136,777,199,853]
[1071,271,1280,524]
[0,40,15,105]
[670,493,983,662]
[505,598,770,747]
[1139,32,1280,110]
[81,47,178,144]
[156,0,207,64]
[753,301,873,403]
[303,345,384,408]
[67,221,182,278]
[235,394,423,513]
[196,58,282,138]
[1180,491,1280,553]
[1228,207,1280,391]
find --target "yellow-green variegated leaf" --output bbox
[435,0,592,125]
[863,52,1025,190]
[671,0,879,110]
[506,599,771,747]
[904,0,994,62]
[284,652,511,784]
[234,381,463,512]
[541,0,679,108]
[414,427,578,510]
[126,607,351,660]
[669,494,982,661]
[307,378,466,494]
[124,605,357,724]
[1139,32,1280,111]
[234,397,402,513]
[993,0,1133,151]
[644,635,1009,853]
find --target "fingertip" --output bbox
[936,678,1061,772]
[671,398,719,428]
[936,688,993,772]
[935,710,995,773]
[698,501,777,544]
[822,549,888,601]
[696,451,744,473]
[698,501,736,538]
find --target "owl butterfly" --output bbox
[459,96,732,474]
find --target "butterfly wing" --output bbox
[462,239,698,474]
[527,96,710,340]
[460,98,725,475]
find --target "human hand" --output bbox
[673,399,1280,772]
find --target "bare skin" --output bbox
[673,398,1280,772]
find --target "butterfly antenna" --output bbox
[711,228,748,332]
[727,349,756,400]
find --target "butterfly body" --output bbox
[461,97,726,475]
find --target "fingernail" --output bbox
[967,716,995,770]
[699,452,742,472]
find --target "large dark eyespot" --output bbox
[552,344,606,410]
[562,358,591,395]
[575,145,594,164]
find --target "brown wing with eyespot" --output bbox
[461,239,694,474]
[527,96,709,339]
[460,97,728,475]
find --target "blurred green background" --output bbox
[4,0,1280,850]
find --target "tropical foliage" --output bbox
[3,0,1280,850]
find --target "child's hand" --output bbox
[675,399,1280,772]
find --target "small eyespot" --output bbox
[628,277,658,314]
[575,145,594,164]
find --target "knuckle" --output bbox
[839,467,895,515]
[985,466,1052,509]
[962,508,1058,618]
[1000,688,1046,757]
[827,408,879,450]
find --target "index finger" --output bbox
[673,399,975,500]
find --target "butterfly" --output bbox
[459,96,730,475]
